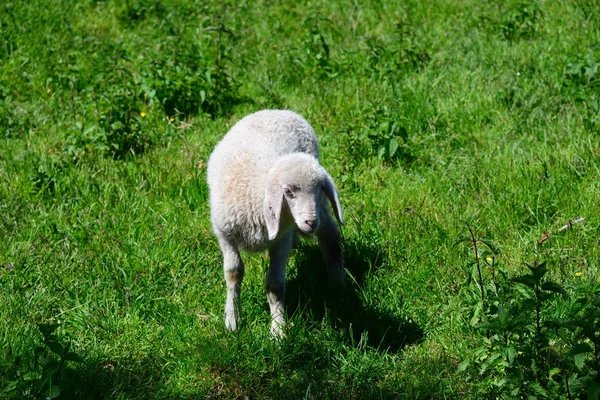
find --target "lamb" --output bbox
[207,109,345,337]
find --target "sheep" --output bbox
[207,109,345,337]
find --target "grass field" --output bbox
[1,0,600,398]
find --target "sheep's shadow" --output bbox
[286,237,424,352]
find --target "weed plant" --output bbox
[1,0,600,398]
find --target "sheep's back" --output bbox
[220,110,319,160]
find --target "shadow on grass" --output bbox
[286,237,424,353]
[57,355,170,399]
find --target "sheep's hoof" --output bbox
[328,269,347,288]
[270,321,285,339]
[225,315,240,331]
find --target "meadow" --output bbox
[1,0,599,398]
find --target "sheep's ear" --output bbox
[264,183,283,240]
[322,170,345,226]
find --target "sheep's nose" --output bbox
[305,220,316,229]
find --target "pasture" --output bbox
[1,0,599,398]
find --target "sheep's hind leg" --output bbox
[266,232,293,337]
[317,212,345,286]
[218,237,245,331]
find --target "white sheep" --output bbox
[207,109,345,337]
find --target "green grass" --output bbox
[1,0,600,398]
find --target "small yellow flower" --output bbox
[169,117,175,122]
[486,256,493,263]
[140,112,146,118]
[46,88,51,94]
[575,272,582,277]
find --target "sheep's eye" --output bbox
[283,187,295,198]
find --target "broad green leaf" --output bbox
[388,137,399,158]
[513,274,536,288]
[398,126,408,141]
[44,340,65,356]
[457,359,470,372]
[505,346,516,364]
[566,342,593,357]
[378,121,390,132]
[22,372,37,381]
[521,298,537,310]
[527,381,548,397]
[47,382,61,399]
[452,234,471,246]
[479,239,498,253]
[548,368,561,379]
[527,262,547,280]
[42,358,61,377]
[541,281,566,294]
[566,62,583,75]
[64,352,84,363]
[573,353,587,369]
[470,302,482,327]
[588,380,600,400]
[492,378,506,388]
[38,324,59,339]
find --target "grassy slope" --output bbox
[1,0,599,398]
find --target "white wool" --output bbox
[207,110,345,337]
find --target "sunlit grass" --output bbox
[1,0,599,398]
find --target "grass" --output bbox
[1,0,600,398]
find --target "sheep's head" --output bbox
[264,153,344,240]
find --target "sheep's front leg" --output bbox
[218,236,245,331]
[266,232,293,337]
[317,211,345,286]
